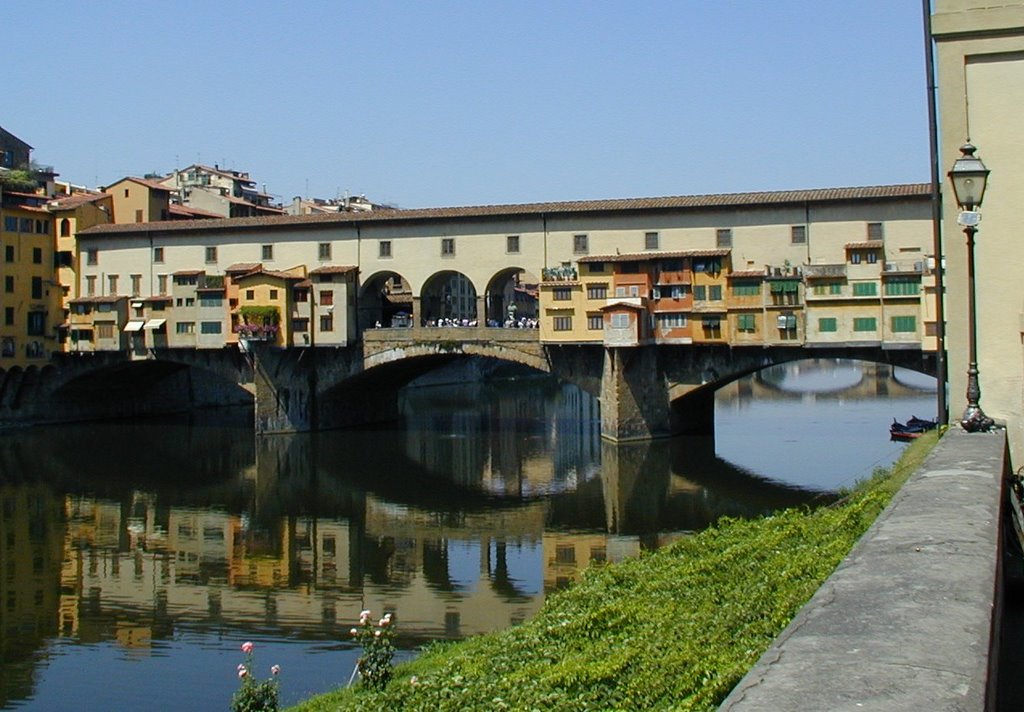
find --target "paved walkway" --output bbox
[720,427,1007,711]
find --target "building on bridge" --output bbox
[71,182,936,356]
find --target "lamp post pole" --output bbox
[948,142,994,432]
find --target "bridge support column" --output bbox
[252,345,316,435]
[600,346,673,441]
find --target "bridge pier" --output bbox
[601,347,670,441]
[252,346,317,435]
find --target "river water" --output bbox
[0,359,935,710]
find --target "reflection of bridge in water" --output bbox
[717,360,935,404]
[0,407,827,694]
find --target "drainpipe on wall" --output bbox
[922,0,948,424]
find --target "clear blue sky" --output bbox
[3,1,930,208]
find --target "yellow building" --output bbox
[102,176,172,224]
[233,266,307,347]
[0,190,62,366]
[933,1,1024,457]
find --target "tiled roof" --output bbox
[234,266,306,282]
[48,192,107,211]
[845,241,885,249]
[226,262,261,273]
[578,248,731,263]
[309,265,357,275]
[78,183,932,238]
[169,204,224,219]
[68,295,122,304]
[804,264,848,278]
[172,269,205,276]
[105,176,172,193]
[727,270,767,278]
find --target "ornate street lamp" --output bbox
[947,142,994,432]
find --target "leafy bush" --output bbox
[232,641,280,712]
[289,433,938,712]
[350,611,396,691]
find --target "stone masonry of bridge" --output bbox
[0,330,936,440]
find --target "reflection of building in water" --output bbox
[53,490,553,648]
[542,532,640,592]
[0,484,65,704]
[402,379,601,496]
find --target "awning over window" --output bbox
[143,319,166,330]
[769,280,800,293]
[123,321,145,332]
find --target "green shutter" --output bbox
[818,317,837,333]
[853,317,877,332]
[891,315,916,332]
[853,282,878,296]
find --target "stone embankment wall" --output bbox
[720,428,1008,711]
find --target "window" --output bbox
[269,289,278,300]
[693,258,721,274]
[693,285,706,301]
[294,289,308,303]
[587,314,603,330]
[891,315,916,333]
[158,274,168,294]
[131,274,142,296]
[716,228,732,248]
[645,231,659,250]
[293,318,309,333]
[736,313,756,332]
[319,313,334,332]
[731,281,760,296]
[320,290,334,306]
[199,295,223,307]
[658,313,687,328]
[708,285,722,301]
[776,313,798,338]
[588,261,605,273]
[20,218,31,232]
[262,244,274,260]
[587,285,607,300]
[850,251,862,264]
[246,290,255,300]
[441,238,455,256]
[818,317,838,332]
[318,242,331,260]
[885,278,921,296]
[791,225,807,244]
[108,275,118,295]
[30,276,42,299]
[60,218,71,237]
[135,209,143,223]
[853,317,877,332]
[553,288,571,301]
[852,282,877,296]
[611,313,630,328]
[813,282,843,295]
[154,247,164,263]
[4,307,12,326]
[4,245,12,262]
[96,322,114,339]
[702,316,722,338]
[553,316,572,331]
[506,235,520,254]
[867,222,884,240]
[379,240,392,258]
[866,251,878,264]
[27,312,45,336]
[176,322,196,334]
[86,275,96,296]
[573,234,588,254]
[205,246,218,263]
[3,216,15,231]
[200,321,223,334]
[87,248,98,265]
[32,247,41,264]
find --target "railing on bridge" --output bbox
[363,326,541,344]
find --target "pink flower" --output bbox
[241,641,254,654]
[360,609,371,618]
[238,668,248,679]
[379,618,390,627]
[237,664,246,672]
[271,665,281,676]
[350,627,359,636]
[374,630,382,638]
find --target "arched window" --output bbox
[60,218,71,237]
